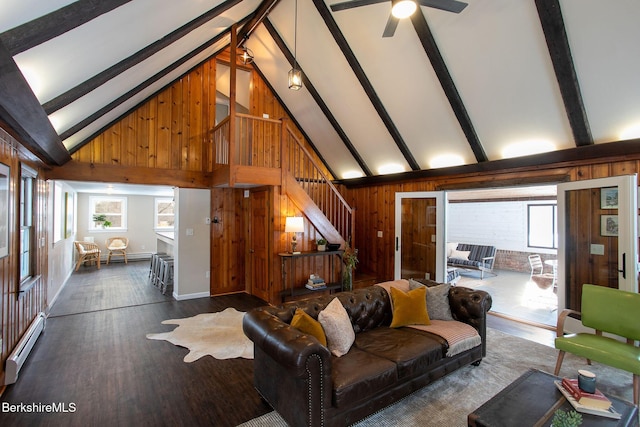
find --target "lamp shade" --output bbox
[285,216,304,233]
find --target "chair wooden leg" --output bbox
[554,350,565,376]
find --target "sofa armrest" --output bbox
[449,286,492,357]
[243,306,332,375]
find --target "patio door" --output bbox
[394,192,447,282]
[557,175,638,319]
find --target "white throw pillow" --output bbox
[318,298,355,357]
[449,249,471,260]
[446,242,459,258]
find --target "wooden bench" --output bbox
[554,284,640,405]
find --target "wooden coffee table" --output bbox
[468,369,638,427]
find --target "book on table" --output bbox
[306,277,326,290]
[561,378,612,409]
[554,380,621,420]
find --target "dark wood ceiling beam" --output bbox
[341,140,640,188]
[262,19,372,177]
[62,27,234,149]
[236,0,282,45]
[411,12,487,163]
[0,40,70,166]
[43,0,243,114]
[313,0,421,171]
[0,0,132,55]
[535,0,592,146]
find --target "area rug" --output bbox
[146,307,253,362]
[238,328,634,427]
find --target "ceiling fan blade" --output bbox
[382,14,399,38]
[330,0,389,12]
[418,0,468,13]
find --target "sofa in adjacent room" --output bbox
[243,279,492,427]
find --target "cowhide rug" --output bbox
[146,307,253,362]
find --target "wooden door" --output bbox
[249,188,270,302]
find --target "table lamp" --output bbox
[285,217,304,254]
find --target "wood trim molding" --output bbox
[44,162,212,188]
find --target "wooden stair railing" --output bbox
[211,113,353,246]
[282,124,353,246]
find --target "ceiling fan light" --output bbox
[391,0,417,19]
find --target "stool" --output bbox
[149,253,172,288]
[158,258,174,295]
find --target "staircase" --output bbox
[211,113,353,247]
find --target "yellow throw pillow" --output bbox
[291,308,327,346]
[389,286,431,328]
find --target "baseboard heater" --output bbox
[5,312,46,385]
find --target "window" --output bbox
[155,198,175,230]
[89,196,127,231]
[20,165,36,283]
[528,204,557,249]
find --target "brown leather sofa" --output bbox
[243,284,492,427]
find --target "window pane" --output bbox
[528,205,556,248]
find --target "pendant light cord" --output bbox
[293,0,298,70]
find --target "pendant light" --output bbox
[239,43,254,65]
[288,0,302,90]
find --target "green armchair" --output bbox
[554,284,640,405]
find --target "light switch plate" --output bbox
[186,228,194,236]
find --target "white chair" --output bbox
[528,254,543,276]
[106,237,129,264]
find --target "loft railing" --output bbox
[211,113,353,242]
[212,113,282,169]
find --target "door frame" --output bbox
[394,191,447,282]
[557,174,638,312]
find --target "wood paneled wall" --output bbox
[49,55,331,188]
[344,158,640,287]
[0,127,48,385]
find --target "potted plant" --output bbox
[316,238,327,252]
[93,214,112,228]
[551,409,582,427]
[342,239,358,291]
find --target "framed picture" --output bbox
[600,187,618,209]
[0,162,8,258]
[64,192,74,238]
[601,214,618,237]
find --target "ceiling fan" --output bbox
[330,0,468,38]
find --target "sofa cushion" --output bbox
[318,298,355,357]
[409,279,454,321]
[389,287,430,328]
[331,347,398,408]
[449,249,471,260]
[291,308,327,346]
[354,328,444,379]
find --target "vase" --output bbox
[342,268,353,292]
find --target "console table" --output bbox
[279,250,343,302]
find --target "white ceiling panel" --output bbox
[331,2,476,169]
[250,25,365,179]
[271,0,410,175]
[561,0,640,143]
[0,0,76,32]
[432,0,574,160]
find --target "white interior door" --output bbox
[394,192,447,282]
[557,175,638,317]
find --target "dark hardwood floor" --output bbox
[0,261,555,426]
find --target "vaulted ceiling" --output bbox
[1,0,640,181]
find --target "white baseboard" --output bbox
[173,291,210,301]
